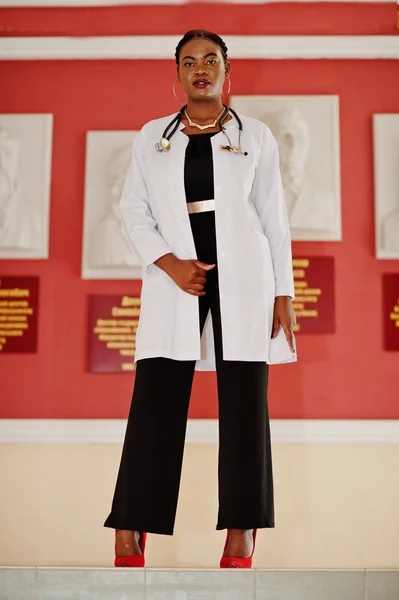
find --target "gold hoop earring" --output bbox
[173,80,186,103]
[222,77,231,97]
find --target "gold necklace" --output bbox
[184,107,226,131]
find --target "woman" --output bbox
[104,29,296,569]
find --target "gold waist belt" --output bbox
[187,199,216,214]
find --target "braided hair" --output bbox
[175,30,228,64]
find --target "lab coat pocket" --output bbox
[269,325,297,364]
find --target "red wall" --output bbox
[0,3,397,36]
[1,4,398,419]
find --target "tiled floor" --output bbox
[0,567,398,600]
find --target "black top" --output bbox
[184,131,218,265]
[184,132,217,204]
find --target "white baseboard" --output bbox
[1,36,399,61]
[0,419,398,444]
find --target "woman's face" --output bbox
[177,38,230,102]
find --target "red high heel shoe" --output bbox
[114,531,147,568]
[220,529,257,569]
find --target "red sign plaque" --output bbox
[0,276,39,353]
[292,256,335,334]
[383,274,399,351]
[87,294,141,373]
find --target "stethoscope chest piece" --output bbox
[155,137,171,153]
[220,144,247,156]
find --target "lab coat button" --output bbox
[216,186,221,192]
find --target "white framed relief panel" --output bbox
[82,131,142,280]
[230,96,342,241]
[373,114,399,259]
[0,114,53,259]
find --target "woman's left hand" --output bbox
[272,296,297,352]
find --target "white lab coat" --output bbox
[120,112,295,371]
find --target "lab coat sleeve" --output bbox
[119,127,173,273]
[251,124,295,299]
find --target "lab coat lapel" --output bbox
[167,125,189,223]
[211,126,234,209]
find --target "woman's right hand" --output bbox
[154,253,215,296]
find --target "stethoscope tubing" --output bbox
[155,105,247,156]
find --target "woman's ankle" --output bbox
[224,529,254,558]
[115,530,142,556]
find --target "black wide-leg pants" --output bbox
[104,273,274,535]
[104,212,274,535]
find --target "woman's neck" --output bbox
[185,99,224,123]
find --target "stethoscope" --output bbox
[155,104,248,156]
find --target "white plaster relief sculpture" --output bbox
[88,144,140,269]
[266,108,335,235]
[0,115,52,259]
[382,211,399,253]
[0,129,40,250]
[82,130,141,279]
[229,95,341,241]
[373,114,399,259]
